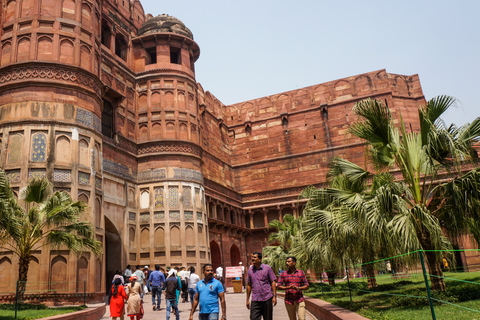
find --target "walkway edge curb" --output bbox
[277,293,369,320]
[37,304,106,320]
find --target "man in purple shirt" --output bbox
[246,252,277,320]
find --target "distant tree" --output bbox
[0,171,102,297]
[263,214,301,274]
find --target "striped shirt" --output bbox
[247,264,277,301]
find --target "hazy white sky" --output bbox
[139,0,479,126]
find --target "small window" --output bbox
[115,34,127,61]
[102,99,114,138]
[146,47,157,65]
[101,20,111,49]
[170,47,181,64]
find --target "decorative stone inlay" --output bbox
[154,211,165,220]
[137,141,202,157]
[173,168,203,182]
[95,177,102,189]
[29,168,46,180]
[31,133,47,162]
[140,213,150,222]
[169,211,180,220]
[8,134,23,163]
[184,211,193,220]
[197,212,202,221]
[54,169,71,182]
[78,172,90,185]
[6,170,21,183]
[129,212,136,221]
[154,188,164,208]
[182,187,192,208]
[0,65,102,96]
[76,108,102,132]
[138,168,166,182]
[168,187,179,208]
[103,159,134,180]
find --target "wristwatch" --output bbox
[222,316,227,319]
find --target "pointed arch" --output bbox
[17,37,31,62]
[80,45,91,71]
[76,256,88,292]
[210,240,221,270]
[185,225,195,247]
[1,41,12,67]
[60,39,74,64]
[170,225,180,246]
[140,227,150,248]
[56,135,71,163]
[37,36,53,61]
[154,226,165,247]
[50,256,67,291]
[230,244,241,266]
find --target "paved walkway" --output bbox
[100,289,316,319]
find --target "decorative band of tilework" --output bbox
[154,211,165,220]
[184,211,193,220]
[138,169,166,182]
[103,159,135,180]
[29,168,46,180]
[6,170,21,183]
[138,141,202,157]
[129,212,136,221]
[0,65,102,96]
[53,169,71,182]
[169,211,180,220]
[95,177,102,189]
[78,172,90,185]
[140,213,150,222]
[76,108,102,133]
[173,168,203,183]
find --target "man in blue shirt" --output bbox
[149,264,165,311]
[189,264,226,320]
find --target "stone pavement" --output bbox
[100,289,316,319]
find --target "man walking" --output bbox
[189,264,226,320]
[277,256,309,320]
[164,269,181,320]
[246,252,277,320]
[149,264,165,311]
[179,266,190,302]
[134,265,146,298]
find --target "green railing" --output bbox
[0,281,88,319]
[304,249,480,320]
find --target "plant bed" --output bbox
[305,272,480,320]
[0,304,86,320]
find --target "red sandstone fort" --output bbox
[0,0,477,298]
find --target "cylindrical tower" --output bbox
[0,0,105,296]
[130,14,208,270]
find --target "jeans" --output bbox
[151,286,162,308]
[199,313,219,320]
[188,288,196,306]
[166,298,179,320]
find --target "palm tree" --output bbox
[263,214,301,274]
[0,170,102,297]
[349,96,480,291]
[297,159,403,288]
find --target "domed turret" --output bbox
[138,14,194,40]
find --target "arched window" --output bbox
[31,132,47,162]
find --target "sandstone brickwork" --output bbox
[2,0,472,298]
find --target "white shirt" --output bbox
[216,266,223,277]
[188,272,201,289]
[179,270,190,281]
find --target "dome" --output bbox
[138,14,194,40]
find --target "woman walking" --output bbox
[126,274,143,320]
[110,278,127,320]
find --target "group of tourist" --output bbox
[109,252,309,320]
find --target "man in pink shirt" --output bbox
[246,252,277,320]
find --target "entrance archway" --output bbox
[230,244,241,266]
[210,240,222,270]
[105,217,121,294]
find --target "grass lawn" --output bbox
[0,305,86,320]
[305,272,480,320]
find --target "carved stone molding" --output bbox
[0,64,102,96]
[138,141,202,157]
